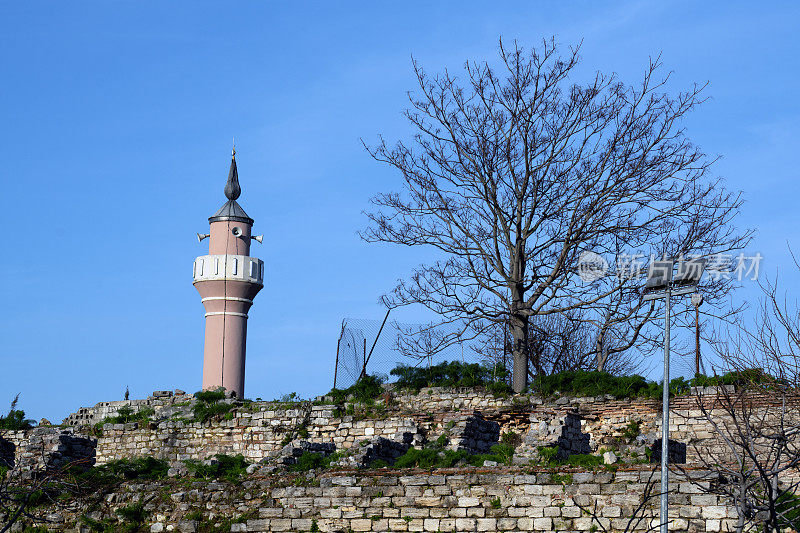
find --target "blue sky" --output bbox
[1,2,798,422]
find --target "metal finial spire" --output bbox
[232,138,236,159]
[224,147,241,201]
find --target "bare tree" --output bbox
[362,38,749,391]
[681,385,800,533]
[574,468,663,532]
[679,259,800,532]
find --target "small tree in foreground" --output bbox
[0,396,34,431]
[680,259,800,532]
[363,38,749,392]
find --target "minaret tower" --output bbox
[193,147,264,398]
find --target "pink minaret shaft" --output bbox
[193,148,264,398]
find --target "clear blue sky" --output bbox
[1,2,798,422]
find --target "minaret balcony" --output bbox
[193,254,264,285]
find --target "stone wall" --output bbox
[10,468,741,532]
[5,387,795,475]
[5,387,796,531]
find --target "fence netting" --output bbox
[333,315,700,391]
[333,316,500,390]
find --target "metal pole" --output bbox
[361,338,367,379]
[365,308,391,365]
[695,306,701,376]
[660,289,671,533]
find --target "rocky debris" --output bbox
[603,450,618,464]
[519,410,590,461]
[167,462,189,477]
[276,439,336,466]
[152,390,173,398]
[447,414,501,454]
[334,435,411,468]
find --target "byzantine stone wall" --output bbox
[8,469,741,532]
[4,387,795,532]
[4,386,791,475]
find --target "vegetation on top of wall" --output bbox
[531,369,786,400]
[327,374,386,405]
[100,457,170,480]
[289,451,343,472]
[390,361,511,394]
[183,454,249,481]
[535,446,605,469]
[0,394,36,430]
[531,371,694,400]
[690,369,782,388]
[191,388,236,423]
[92,406,156,435]
[392,443,515,469]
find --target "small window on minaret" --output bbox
[214,258,220,275]
[232,258,238,276]
[250,261,257,278]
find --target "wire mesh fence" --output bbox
[332,314,704,390]
[332,314,498,390]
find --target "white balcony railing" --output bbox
[193,255,264,285]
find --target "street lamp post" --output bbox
[643,258,704,533]
[691,293,704,376]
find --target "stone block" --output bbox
[455,518,477,531]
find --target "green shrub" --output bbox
[289,451,341,472]
[561,453,603,468]
[328,374,386,404]
[621,420,641,443]
[94,406,156,432]
[776,490,800,529]
[115,502,148,526]
[536,447,604,468]
[100,457,169,480]
[184,454,249,481]
[185,509,204,521]
[468,444,515,466]
[501,430,522,447]
[0,395,35,430]
[537,446,559,463]
[393,443,514,469]
[368,459,389,469]
[393,447,470,469]
[691,369,783,389]
[390,361,509,391]
[194,388,227,403]
[532,370,693,400]
[81,502,148,533]
[80,516,117,532]
[191,388,235,423]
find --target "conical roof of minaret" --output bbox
[209,149,254,224]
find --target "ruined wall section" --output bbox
[4,387,792,474]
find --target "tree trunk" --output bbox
[595,337,608,372]
[510,312,528,393]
